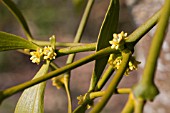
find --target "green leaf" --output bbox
[2,0,33,40]
[89,0,119,91]
[0,31,38,51]
[14,61,50,113]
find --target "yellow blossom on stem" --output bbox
[125,56,141,75]
[108,54,140,76]
[77,93,92,109]
[108,31,140,75]
[77,95,84,105]
[43,46,57,60]
[30,35,57,64]
[30,46,57,64]
[111,56,122,69]
[30,48,43,64]
[109,31,128,50]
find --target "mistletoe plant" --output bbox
[0,0,170,113]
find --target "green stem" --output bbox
[133,0,170,101]
[91,88,131,99]
[121,93,134,113]
[0,47,117,104]
[125,9,161,47]
[89,91,105,99]
[64,0,95,112]
[17,43,96,57]
[64,77,72,113]
[73,88,130,113]
[32,40,88,47]
[141,0,170,84]
[50,62,59,70]
[57,43,96,56]
[73,98,90,113]
[90,50,131,113]
[74,0,95,43]
[95,65,114,91]
[66,0,95,64]
[117,88,131,94]
[134,98,145,113]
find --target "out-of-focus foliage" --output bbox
[1,0,85,36]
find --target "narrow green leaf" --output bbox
[89,0,119,91]
[14,62,50,113]
[0,31,38,51]
[2,0,33,40]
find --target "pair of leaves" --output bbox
[14,61,50,113]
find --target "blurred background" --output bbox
[0,0,169,113]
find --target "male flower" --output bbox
[109,31,127,50]
[43,46,57,60]
[30,48,43,64]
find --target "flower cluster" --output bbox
[77,93,92,109]
[108,54,122,69]
[126,57,141,75]
[109,31,128,50]
[77,95,84,105]
[108,54,140,76]
[30,48,43,64]
[30,46,57,64]
[43,46,57,60]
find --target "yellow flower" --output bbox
[43,46,57,60]
[77,93,93,109]
[108,54,140,76]
[109,31,128,50]
[30,48,43,64]
[77,95,84,105]
[30,46,57,64]
[125,56,141,76]
[112,56,122,69]
[108,31,141,75]
[108,54,122,69]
